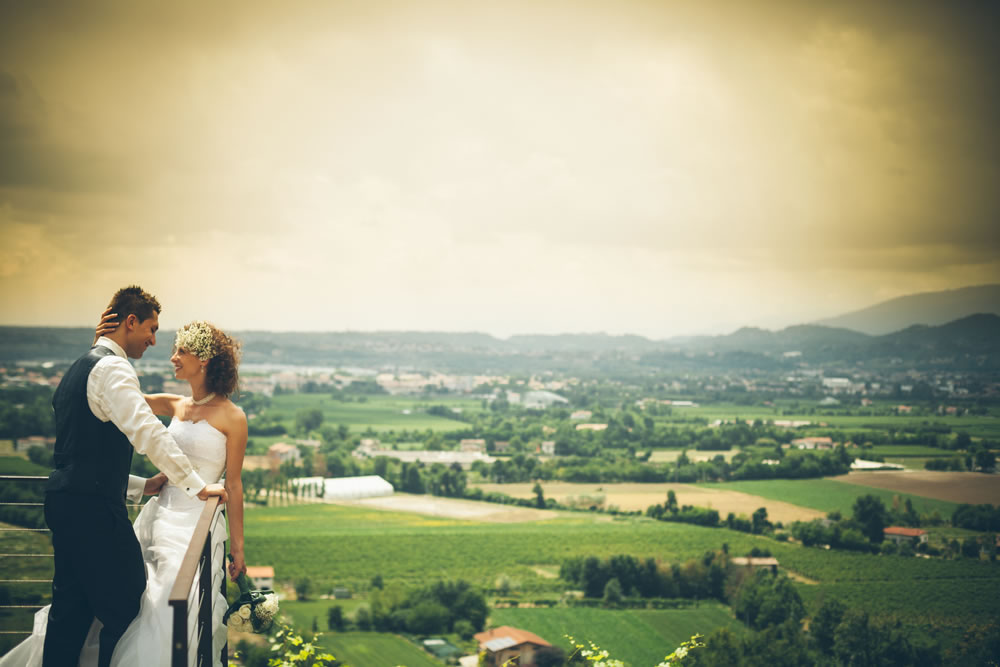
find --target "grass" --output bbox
[0,456,49,476]
[489,605,742,666]
[693,479,959,518]
[280,598,369,630]
[313,632,444,667]
[263,394,484,433]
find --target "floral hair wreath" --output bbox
[174,321,217,361]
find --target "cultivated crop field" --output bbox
[342,494,560,523]
[694,478,960,517]
[240,500,1000,644]
[471,482,825,523]
[265,394,482,433]
[489,605,743,666]
[831,470,1000,505]
[315,631,443,667]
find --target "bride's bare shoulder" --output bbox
[219,399,247,427]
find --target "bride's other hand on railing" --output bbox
[197,483,228,503]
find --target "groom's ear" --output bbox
[124,313,139,330]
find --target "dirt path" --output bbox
[337,494,562,523]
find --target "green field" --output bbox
[240,500,1000,648]
[658,402,1000,439]
[280,598,369,630]
[264,394,484,433]
[490,605,741,666]
[694,479,959,518]
[865,445,956,458]
[314,632,443,666]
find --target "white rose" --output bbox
[239,604,252,619]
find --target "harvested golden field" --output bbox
[832,471,1000,505]
[337,494,561,523]
[473,482,825,523]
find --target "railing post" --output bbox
[198,534,213,665]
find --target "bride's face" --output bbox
[170,348,206,381]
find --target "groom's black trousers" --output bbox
[43,492,146,667]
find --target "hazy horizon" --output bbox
[2,1,998,338]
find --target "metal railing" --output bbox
[0,474,51,640]
[0,475,228,667]
[168,496,228,667]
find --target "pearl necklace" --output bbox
[192,392,216,406]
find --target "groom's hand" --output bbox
[143,473,168,496]
[197,483,228,503]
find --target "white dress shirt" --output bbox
[88,337,206,501]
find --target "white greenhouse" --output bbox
[292,475,394,500]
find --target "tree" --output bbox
[602,577,623,608]
[295,577,313,601]
[852,494,888,543]
[295,408,324,435]
[751,507,770,534]
[811,599,846,655]
[371,574,384,590]
[327,605,345,631]
[666,489,679,514]
[533,482,546,509]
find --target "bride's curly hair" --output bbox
[202,324,241,397]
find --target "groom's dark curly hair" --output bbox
[107,285,161,325]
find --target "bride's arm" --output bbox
[145,393,182,417]
[223,406,249,581]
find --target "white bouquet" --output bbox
[224,556,279,633]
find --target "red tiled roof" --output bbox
[884,526,926,537]
[246,566,274,578]
[474,626,552,649]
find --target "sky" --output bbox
[1,0,998,338]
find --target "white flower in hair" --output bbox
[174,321,216,360]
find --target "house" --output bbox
[14,435,55,453]
[246,566,274,590]
[883,527,928,545]
[729,557,779,574]
[791,437,834,450]
[268,442,302,468]
[493,441,511,453]
[575,423,608,432]
[474,626,553,667]
[540,441,556,456]
[570,410,593,420]
[460,439,487,453]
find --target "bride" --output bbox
[2,318,248,667]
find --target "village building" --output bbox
[268,442,302,468]
[474,626,553,667]
[246,566,274,590]
[883,526,929,545]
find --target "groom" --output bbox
[43,286,227,667]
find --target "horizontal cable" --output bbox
[0,579,52,583]
[0,528,49,532]
[0,475,47,481]
[0,604,45,609]
[0,553,53,557]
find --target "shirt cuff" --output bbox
[176,471,208,498]
[126,475,146,503]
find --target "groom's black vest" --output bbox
[47,346,134,502]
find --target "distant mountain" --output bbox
[814,284,1000,335]
[1,314,997,373]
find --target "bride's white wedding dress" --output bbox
[2,418,230,667]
